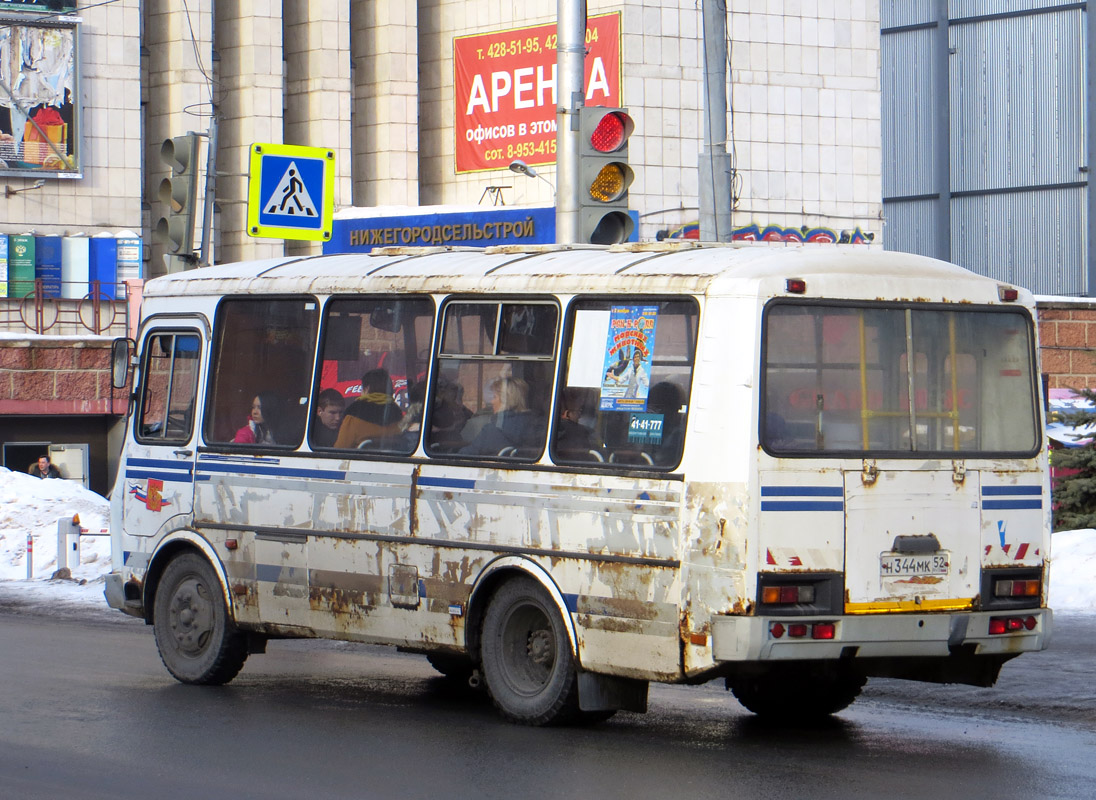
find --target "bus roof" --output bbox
[144,242,1030,307]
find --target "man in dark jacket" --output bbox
[28,455,62,479]
[334,368,404,448]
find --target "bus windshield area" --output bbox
[762,302,1040,456]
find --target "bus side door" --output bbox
[122,326,204,542]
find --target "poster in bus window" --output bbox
[600,305,658,411]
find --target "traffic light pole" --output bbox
[555,0,587,244]
[699,0,733,242]
[199,113,218,267]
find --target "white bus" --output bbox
[105,242,1051,725]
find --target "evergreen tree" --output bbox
[1051,387,1096,530]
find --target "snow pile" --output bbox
[1049,529,1096,610]
[0,464,1093,614]
[0,466,111,585]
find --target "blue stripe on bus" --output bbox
[761,486,843,497]
[418,476,477,490]
[761,500,845,512]
[125,469,194,483]
[126,457,193,472]
[982,499,1043,510]
[981,485,1042,496]
[195,462,346,481]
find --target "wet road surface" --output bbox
[0,603,1093,800]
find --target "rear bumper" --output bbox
[712,608,1052,662]
[103,570,145,619]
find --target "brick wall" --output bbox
[0,338,130,416]
[1037,301,1096,390]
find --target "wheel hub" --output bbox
[527,628,553,666]
[168,577,214,655]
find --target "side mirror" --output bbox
[111,338,134,389]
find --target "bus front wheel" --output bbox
[153,552,248,685]
[480,576,581,725]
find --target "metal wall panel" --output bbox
[951,9,1085,192]
[951,187,1086,295]
[952,0,1072,18]
[882,28,938,198]
[882,198,942,255]
[881,0,935,29]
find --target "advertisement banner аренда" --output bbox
[454,13,620,174]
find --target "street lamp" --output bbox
[508,159,555,194]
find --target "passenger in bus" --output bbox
[334,368,404,448]
[459,376,542,456]
[554,387,598,457]
[429,377,473,448]
[233,391,286,445]
[311,388,346,448]
[647,381,685,465]
[396,381,427,451]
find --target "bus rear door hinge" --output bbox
[952,460,966,484]
[861,459,877,485]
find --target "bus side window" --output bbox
[425,300,559,460]
[204,298,318,447]
[552,298,699,469]
[311,296,434,454]
[136,332,201,443]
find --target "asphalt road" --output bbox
[0,602,1093,800]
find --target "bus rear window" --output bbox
[762,303,1039,456]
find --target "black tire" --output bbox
[153,552,248,685]
[729,666,865,720]
[480,576,581,725]
[426,652,476,684]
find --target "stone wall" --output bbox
[1037,300,1096,390]
[0,338,129,416]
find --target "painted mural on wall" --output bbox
[0,20,79,175]
[662,221,876,245]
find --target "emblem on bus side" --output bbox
[128,479,171,512]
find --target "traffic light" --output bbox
[155,133,201,255]
[578,107,635,244]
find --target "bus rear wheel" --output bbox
[480,577,581,726]
[153,553,248,685]
[728,666,865,720]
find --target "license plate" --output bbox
[881,553,950,577]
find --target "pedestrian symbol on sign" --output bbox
[265,162,317,218]
[247,142,335,241]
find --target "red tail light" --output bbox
[761,584,816,605]
[812,622,836,640]
[989,615,1038,635]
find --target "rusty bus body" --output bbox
[106,242,1051,724]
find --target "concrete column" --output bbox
[351,0,419,206]
[215,2,285,263]
[144,1,214,278]
[284,1,353,256]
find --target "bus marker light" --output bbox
[998,286,1019,302]
[770,622,785,638]
[786,278,807,294]
[689,632,709,646]
[788,623,808,638]
[812,623,836,640]
[225,538,238,550]
[989,615,1034,634]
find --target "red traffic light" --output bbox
[588,111,634,153]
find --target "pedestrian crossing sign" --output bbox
[247,143,335,241]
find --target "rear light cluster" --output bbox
[993,579,1040,598]
[988,615,1037,635]
[761,585,815,605]
[770,621,835,640]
